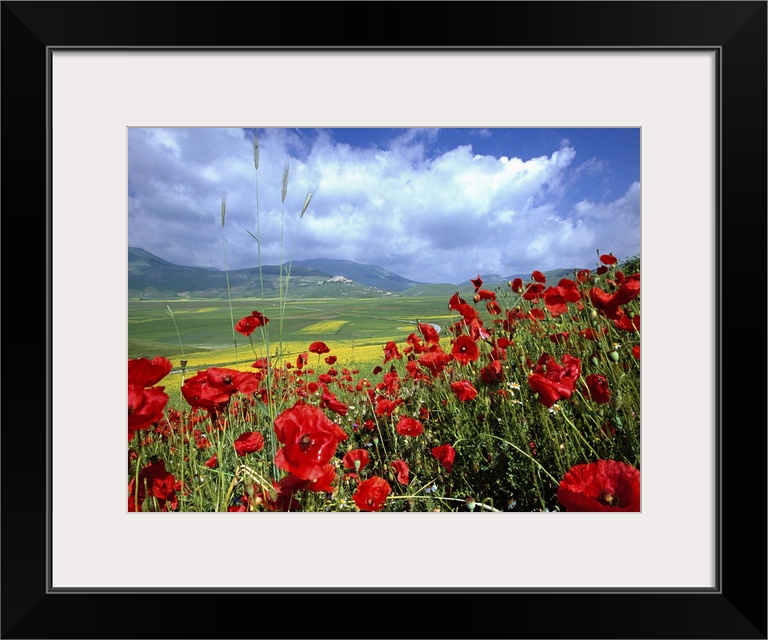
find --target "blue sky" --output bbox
[128,127,640,284]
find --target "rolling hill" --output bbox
[128,247,587,300]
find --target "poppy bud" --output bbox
[465,497,476,511]
[372,436,379,446]
[609,351,620,362]
[180,359,187,369]
[590,357,600,368]
[589,309,598,320]
[611,389,624,410]
[354,459,361,472]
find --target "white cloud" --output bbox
[128,128,640,283]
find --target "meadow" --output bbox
[129,295,461,404]
[128,138,640,514]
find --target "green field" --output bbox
[132,295,469,364]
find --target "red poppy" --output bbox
[451,335,480,365]
[432,443,456,474]
[382,341,402,363]
[273,402,347,481]
[396,416,424,437]
[309,341,331,354]
[473,289,496,302]
[204,454,218,468]
[578,327,607,341]
[129,459,178,512]
[207,367,260,395]
[480,359,504,384]
[527,353,581,407]
[180,374,222,410]
[343,448,370,472]
[523,283,545,302]
[235,310,270,336]
[325,355,337,365]
[128,356,173,388]
[590,281,640,320]
[599,254,618,265]
[556,459,640,511]
[632,345,640,360]
[470,275,483,291]
[391,460,410,485]
[418,349,453,377]
[320,388,349,416]
[278,464,338,495]
[128,385,169,431]
[451,380,478,402]
[418,323,441,346]
[375,396,400,417]
[486,300,502,315]
[576,269,591,283]
[234,431,265,456]
[510,278,524,293]
[614,313,640,332]
[584,374,611,404]
[531,270,546,283]
[353,476,391,512]
[449,292,468,310]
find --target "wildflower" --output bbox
[342,448,370,472]
[556,459,640,512]
[381,339,403,365]
[309,341,331,355]
[273,402,347,481]
[234,431,265,456]
[451,335,480,365]
[431,443,456,474]
[396,416,424,437]
[391,460,410,485]
[527,353,581,408]
[451,380,478,402]
[128,356,172,435]
[352,476,391,512]
[584,374,611,404]
[235,311,269,336]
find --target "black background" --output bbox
[2,2,766,638]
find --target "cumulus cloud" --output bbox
[128,128,640,283]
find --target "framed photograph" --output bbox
[3,2,765,638]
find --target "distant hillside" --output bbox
[128,247,587,300]
[289,258,421,293]
[129,248,398,300]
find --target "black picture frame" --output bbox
[2,2,765,638]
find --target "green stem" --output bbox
[485,433,559,484]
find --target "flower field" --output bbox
[128,253,641,513]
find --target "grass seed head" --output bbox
[281,163,289,204]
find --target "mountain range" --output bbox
[128,247,581,300]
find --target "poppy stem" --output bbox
[486,434,559,484]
